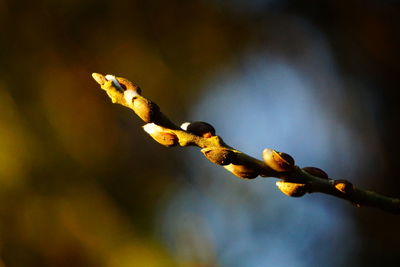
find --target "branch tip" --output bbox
[92,72,106,85]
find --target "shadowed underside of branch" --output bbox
[92,73,400,214]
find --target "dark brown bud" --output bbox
[201,148,235,166]
[181,121,216,138]
[302,167,329,179]
[224,163,260,179]
[276,181,308,197]
[333,180,354,194]
[262,148,295,172]
[143,123,178,147]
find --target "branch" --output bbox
[92,73,400,214]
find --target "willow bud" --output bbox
[262,148,295,172]
[104,74,123,91]
[224,163,260,179]
[333,180,354,194]
[133,97,160,123]
[143,123,178,147]
[105,74,143,93]
[180,121,216,138]
[276,181,308,197]
[302,167,329,179]
[201,147,235,166]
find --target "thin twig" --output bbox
[92,73,400,214]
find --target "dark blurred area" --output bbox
[0,0,400,266]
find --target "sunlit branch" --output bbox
[92,73,400,214]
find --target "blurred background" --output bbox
[1,0,400,266]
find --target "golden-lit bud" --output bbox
[133,97,160,123]
[115,77,142,95]
[224,163,260,179]
[143,123,178,147]
[180,121,216,138]
[262,148,295,172]
[302,167,329,179]
[201,147,235,166]
[105,74,125,92]
[333,180,354,194]
[276,181,308,197]
[123,89,140,104]
[96,74,142,98]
